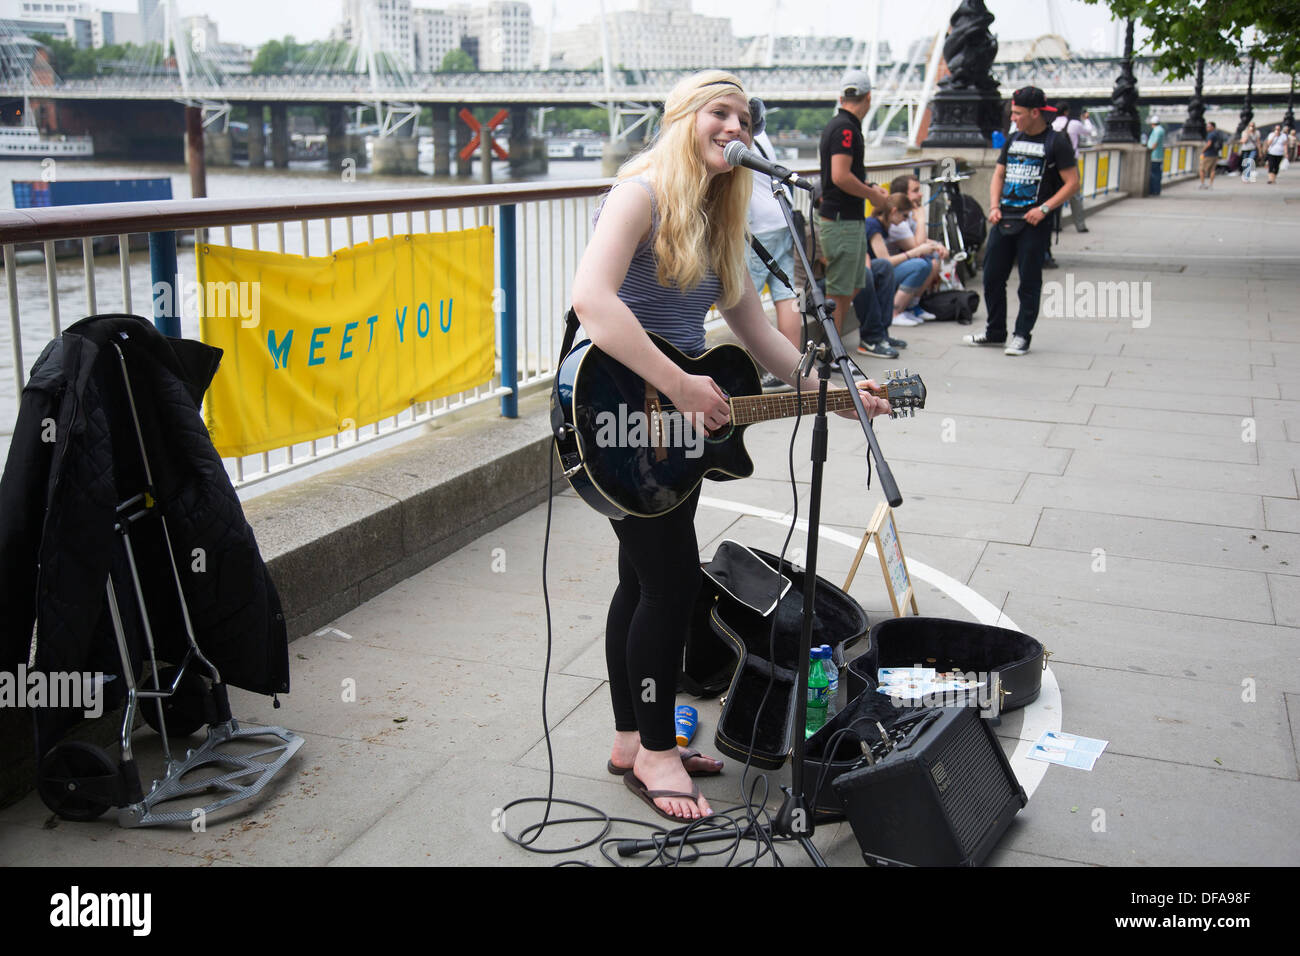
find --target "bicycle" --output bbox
[922,164,986,284]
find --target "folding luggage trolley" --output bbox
[36,340,303,827]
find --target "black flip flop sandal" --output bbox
[606,748,724,778]
[623,772,704,824]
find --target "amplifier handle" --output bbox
[894,709,942,752]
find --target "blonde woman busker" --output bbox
[570,70,892,823]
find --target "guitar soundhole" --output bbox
[706,422,734,443]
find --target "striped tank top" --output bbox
[593,176,721,357]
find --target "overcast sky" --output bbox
[43,0,1131,55]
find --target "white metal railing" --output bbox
[1,181,607,490]
[1076,146,1123,199]
[1162,143,1198,181]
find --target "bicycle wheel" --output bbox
[944,209,974,281]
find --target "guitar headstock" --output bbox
[881,369,926,419]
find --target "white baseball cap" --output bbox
[840,69,872,96]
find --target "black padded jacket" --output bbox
[0,314,289,702]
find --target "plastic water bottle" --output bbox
[806,649,829,738]
[820,644,840,720]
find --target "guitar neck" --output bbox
[731,385,878,426]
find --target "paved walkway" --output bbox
[2,171,1298,866]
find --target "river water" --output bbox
[0,155,610,458]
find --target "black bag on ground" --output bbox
[918,289,979,325]
[956,193,987,251]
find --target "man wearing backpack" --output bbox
[964,87,1079,356]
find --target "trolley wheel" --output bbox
[141,666,209,738]
[37,741,117,821]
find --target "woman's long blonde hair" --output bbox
[618,70,753,308]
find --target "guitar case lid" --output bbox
[701,541,792,617]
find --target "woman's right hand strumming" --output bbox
[669,372,731,436]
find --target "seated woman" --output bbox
[569,70,892,824]
[865,194,942,327]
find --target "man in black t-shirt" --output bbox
[818,69,890,339]
[964,86,1079,356]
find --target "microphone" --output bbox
[723,141,814,191]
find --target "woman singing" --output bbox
[570,70,891,823]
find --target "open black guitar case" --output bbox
[681,542,870,771]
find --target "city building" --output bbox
[5,1,93,48]
[469,0,530,71]
[409,3,531,72]
[92,10,143,48]
[413,7,459,72]
[549,0,736,71]
[736,34,891,68]
[16,0,89,17]
[180,14,254,74]
[340,0,416,71]
[138,0,164,47]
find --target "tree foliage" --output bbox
[1082,0,1300,77]
[31,34,159,77]
[251,36,352,75]
[545,107,609,134]
[439,48,476,72]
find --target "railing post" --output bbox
[149,230,180,337]
[498,203,518,419]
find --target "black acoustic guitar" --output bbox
[551,332,926,519]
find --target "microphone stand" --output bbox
[618,176,903,866]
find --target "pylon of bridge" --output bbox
[247,104,265,167]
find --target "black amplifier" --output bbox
[831,705,1026,866]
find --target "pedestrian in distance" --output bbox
[964,86,1079,357]
[1147,119,1167,195]
[742,96,800,390]
[817,69,890,341]
[1264,124,1288,184]
[1052,102,1091,228]
[1199,122,1228,189]
[1238,122,1261,184]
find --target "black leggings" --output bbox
[605,486,703,752]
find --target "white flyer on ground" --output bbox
[1027,730,1109,770]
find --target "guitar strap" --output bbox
[749,138,796,294]
[550,308,583,440]
[557,307,582,367]
[749,235,795,293]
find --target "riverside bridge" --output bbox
[7,56,1292,175]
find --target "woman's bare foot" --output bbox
[608,734,723,776]
[632,746,712,820]
[609,731,641,771]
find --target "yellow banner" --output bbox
[198,229,496,458]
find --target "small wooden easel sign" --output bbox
[843,502,918,617]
